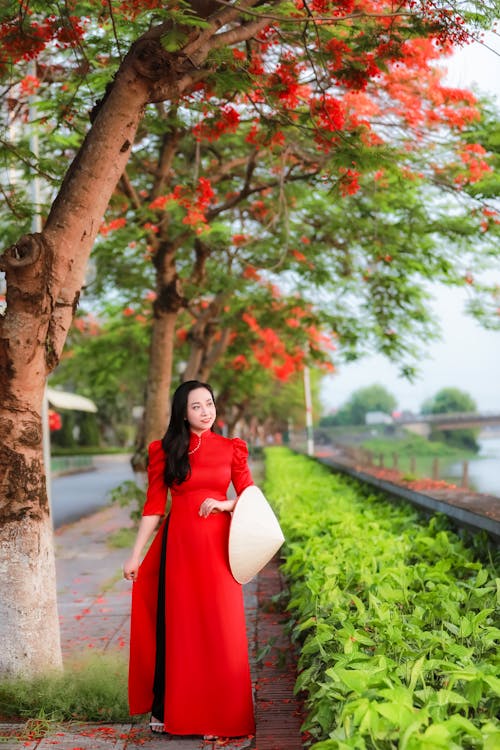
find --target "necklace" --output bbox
[188,434,202,455]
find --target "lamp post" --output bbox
[303,365,314,456]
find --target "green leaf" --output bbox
[408,656,426,691]
[333,668,369,694]
[483,675,500,696]
[160,27,188,52]
[375,701,417,730]
[443,714,482,738]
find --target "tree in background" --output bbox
[50,411,76,449]
[53,281,333,440]
[78,411,100,448]
[323,384,398,425]
[50,308,150,446]
[421,387,480,452]
[81,32,500,454]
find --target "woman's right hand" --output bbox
[122,514,161,582]
[123,555,140,582]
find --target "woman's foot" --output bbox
[149,716,166,733]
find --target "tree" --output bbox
[51,411,76,448]
[53,280,334,439]
[50,308,150,445]
[421,387,480,451]
[87,41,500,458]
[4,1,499,459]
[327,384,398,425]
[0,1,498,676]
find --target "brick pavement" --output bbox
[0,502,303,749]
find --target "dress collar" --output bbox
[188,428,213,454]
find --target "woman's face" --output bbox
[186,387,216,434]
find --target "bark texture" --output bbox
[142,310,179,445]
[132,240,186,470]
[0,514,61,675]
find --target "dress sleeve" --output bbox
[142,440,168,516]
[231,437,254,496]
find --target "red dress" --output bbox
[128,430,255,737]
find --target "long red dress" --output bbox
[128,429,255,737]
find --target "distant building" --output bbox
[365,411,393,425]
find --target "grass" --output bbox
[51,447,132,456]
[0,652,132,723]
[106,527,136,549]
[359,433,476,479]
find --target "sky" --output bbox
[321,32,500,415]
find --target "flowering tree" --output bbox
[53,282,334,441]
[0,0,499,675]
[50,305,151,443]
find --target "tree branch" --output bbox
[209,18,273,51]
[212,0,417,24]
[200,325,232,379]
[0,234,48,272]
[152,124,183,199]
[207,166,319,220]
[206,155,255,184]
[118,169,142,211]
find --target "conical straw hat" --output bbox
[229,485,285,584]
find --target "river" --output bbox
[444,435,500,498]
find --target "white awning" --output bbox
[47,387,97,413]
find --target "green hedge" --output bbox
[51,447,130,456]
[264,448,499,750]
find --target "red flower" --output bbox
[20,74,40,95]
[242,265,261,280]
[338,167,360,196]
[232,354,248,370]
[99,217,126,236]
[196,177,214,208]
[149,195,169,210]
[49,410,62,431]
[232,234,248,246]
[291,249,307,263]
[311,95,345,132]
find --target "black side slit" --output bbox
[151,517,169,722]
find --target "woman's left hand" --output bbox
[199,498,230,517]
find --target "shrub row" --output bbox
[264,448,499,750]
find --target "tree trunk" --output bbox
[132,241,185,470]
[198,327,231,382]
[142,311,179,446]
[0,40,173,676]
[0,391,62,675]
[182,293,230,382]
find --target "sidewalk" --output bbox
[0,503,303,749]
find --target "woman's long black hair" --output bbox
[161,380,216,486]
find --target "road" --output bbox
[51,454,137,528]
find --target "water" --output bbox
[444,436,500,498]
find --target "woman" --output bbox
[124,380,255,739]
